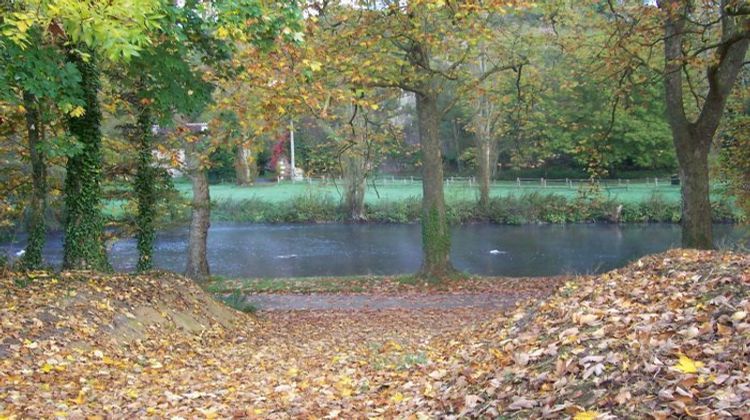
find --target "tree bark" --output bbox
[675,137,713,248]
[659,0,750,249]
[135,104,156,271]
[234,144,251,186]
[62,48,110,271]
[343,154,367,221]
[185,143,211,281]
[21,91,47,269]
[477,138,492,210]
[416,90,454,277]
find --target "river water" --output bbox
[2,223,747,278]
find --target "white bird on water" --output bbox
[15,249,25,257]
[489,249,507,255]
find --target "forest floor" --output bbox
[1,249,748,418]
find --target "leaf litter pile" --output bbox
[1,249,748,418]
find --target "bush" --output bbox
[209,192,741,225]
[218,290,257,313]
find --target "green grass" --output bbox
[172,178,684,205]
[206,275,394,294]
[103,178,741,224]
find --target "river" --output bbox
[2,223,747,278]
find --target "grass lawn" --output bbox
[174,178,683,204]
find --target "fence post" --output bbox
[517,177,521,188]
[655,177,659,187]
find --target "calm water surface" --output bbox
[2,223,747,278]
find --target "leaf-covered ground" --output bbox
[1,249,748,418]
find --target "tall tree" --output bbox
[657,0,749,248]
[180,0,304,281]
[602,0,749,248]
[113,1,222,272]
[0,23,84,268]
[327,0,526,276]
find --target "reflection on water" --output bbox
[2,223,747,278]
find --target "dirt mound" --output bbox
[0,271,254,356]
[418,250,750,418]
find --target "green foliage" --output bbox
[207,148,236,184]
[421,205,451,271]
[208,192,740,225]
[62,48,110,271]
[134,106,156,272]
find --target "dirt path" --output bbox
[245,291,526,311]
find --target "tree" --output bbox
[657,0,749,248]
[180,0,304,281]
[326,0,527,276]
[602,0,749,248]
[1,0,159,270]
[461,16,538,209]
[0,16,84,268]
[112,1,222,272]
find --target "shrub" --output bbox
[218,290,257,313]
[209,192,741,225]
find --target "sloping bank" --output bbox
[390,249,750,417]
[209,193,741,224]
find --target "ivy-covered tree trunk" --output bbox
[62,49,110,271]
[416,89,454,277]
[21,91,47,269]
[343,154,367,221]
[134,104,156,271]
[185,144,210,281]
[234,145,251,186]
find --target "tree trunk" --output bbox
[234,144,251,186]
[185,144,211,281]
[21,91,47,269]
[675,135,713,248]
[416,90,454,277]
[343,154,367,221]
[477,138,492,210]
[62,48,109,271]
[452,118,462,173]
[135,104,156,271]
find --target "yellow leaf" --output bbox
[574,411,600,420]
[69,391,85,405]
[674,354,704,374]
[69,106,86,118]
[41,363,53,373]
[391,392,405,403]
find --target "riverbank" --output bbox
[207,192,740,224]
[1,249,747,417]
